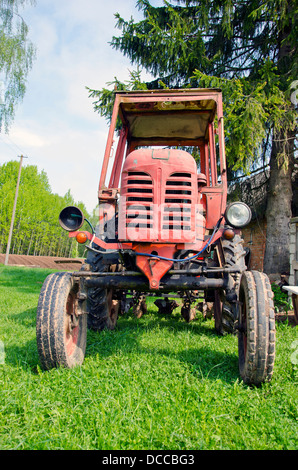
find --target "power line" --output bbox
[0,132,29,160]
[0,134,19,158]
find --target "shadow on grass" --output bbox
[8,307,38,329]
[2,292,239,384]
[85,312,240,384]
[1,307,40,371]
[0,266,55,294]
[4,339,40,371]
[1,266,239,382]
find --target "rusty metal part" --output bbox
[82,274,227,292]
[133,295,147,318]
[72,265,242,277]
[154,297,179,315]
[181,303,197,323]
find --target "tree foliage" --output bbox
[87,0,297,274]
[89,0,297,174]
[0,0,36,131]
[111,0,297,83]
[0,161,91,258]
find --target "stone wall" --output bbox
[241,219,267,272]
[289,217,298,285]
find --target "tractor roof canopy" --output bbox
[116,88,222,147]
[99,88,226,193]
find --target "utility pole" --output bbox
[4,155,26,266]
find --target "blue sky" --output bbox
[0,0,163,213]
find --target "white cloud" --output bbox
[8,126,48,148]
[4,118,109,212]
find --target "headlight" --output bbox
[59,206,85,231]
[225,202,252,228]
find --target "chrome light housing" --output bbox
[225,202,252,228]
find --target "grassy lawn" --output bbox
[0,265,297,450]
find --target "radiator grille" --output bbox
[125,172,153,230]
[162,172,193,232]
[119,149,200,243]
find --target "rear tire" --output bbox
[238,271,275,385]
[36,272,87,370]
[216,234,247,335]
[85,249,119,331]
[223,234,246,291]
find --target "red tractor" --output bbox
[36,89,275,385]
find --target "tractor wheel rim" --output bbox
[241,301,247,357]
[66,324,79,356]
[65,291,79,356]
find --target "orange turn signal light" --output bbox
[223,228,235,240]
[76,232,88,244]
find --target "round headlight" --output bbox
[225,202,252,228]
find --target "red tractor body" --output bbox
[76,89,228,289]
[37,89,276,386]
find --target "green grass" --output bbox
[0,265,297,450]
